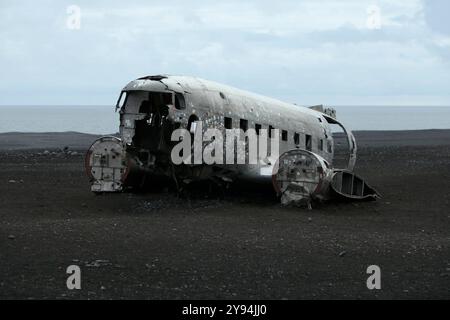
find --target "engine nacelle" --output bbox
[272,149,333,207]
[85,136,130,192]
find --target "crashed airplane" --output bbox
[85,75,380,207]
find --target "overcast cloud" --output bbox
[0,0,449,105]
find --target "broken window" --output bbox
[224,117,232,129]
[139,100,151,114]
[294,132,300,145]
[188,115,199,135]
[255,123,261,135]
[139,92,171,117]
[282,130,288,141]
[162,92,172,105]
[305,134,312,151]
[116,91,128,111]
[240,119,249,142]
[268,125,274,138]
[175,93,186,110]
[240,119,248,132]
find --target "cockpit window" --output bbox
[175,93,186,110]
[115,91,128,112]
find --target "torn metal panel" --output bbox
[330,170,381,201]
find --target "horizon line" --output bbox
[1,104,450,108]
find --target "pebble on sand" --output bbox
[339,251,347,257]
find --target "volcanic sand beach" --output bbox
[0,130,449,299]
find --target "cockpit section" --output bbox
[117,90,185,169]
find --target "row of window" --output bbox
[224,116,331,153]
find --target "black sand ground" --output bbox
[0,130,449,299]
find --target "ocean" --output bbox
[0,105,449,134]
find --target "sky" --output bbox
[0,0,449,106]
